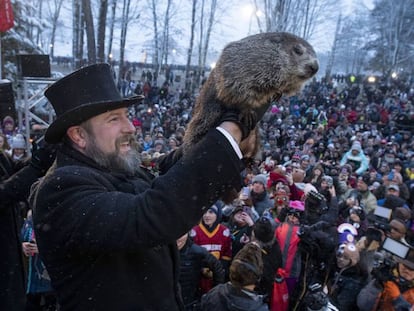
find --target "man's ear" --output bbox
[66,126,87,149]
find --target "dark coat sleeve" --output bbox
[33,129,244,255]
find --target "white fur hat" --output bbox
[12,134,26,149]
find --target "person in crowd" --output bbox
[176,232,225,311]
[200,242,269,311]
[0,142,55,310]
[354,172,378,214]
[21,209,57,311]
[224,200,255,258]
[356,227,384,279]
[0,132,11,153]
[2,115,17,145]
[11,133,29,162]
[275,200,304,297]
[190,203,232,293]
[340,141,369,176]
[357,247,414,310]
[327,243,367,311]
[250,174,274,216]
[252,215,283,307]
[31,63,260,310]
[387,218,410,246]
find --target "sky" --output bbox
[51,0,375,65]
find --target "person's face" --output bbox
[202,209,217,227]
[320,180,328,189]
[169,139,177,148]
[4,122,13,131]
[399,263,414,281]
[86,108,136,155]
[357,179,368,191]
[80,108,140,175]
[13,148,25,158]
[252,182,265,194]
[388,226,405,240]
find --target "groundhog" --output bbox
[182,32,319,156]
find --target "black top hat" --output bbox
[44,63,144,143]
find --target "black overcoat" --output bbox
[32,129,244,311]
[0,152,45,310]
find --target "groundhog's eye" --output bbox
[293,45,303,56]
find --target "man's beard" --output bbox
[84,134,141,175]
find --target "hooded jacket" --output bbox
[201,282,268,311]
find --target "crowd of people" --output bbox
[0,62,414,311]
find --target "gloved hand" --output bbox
[30,143,57,173]
[383,280,401,300]
[219,102,272,140]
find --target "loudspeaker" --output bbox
[16,54,51,78]
[0,80,16,121]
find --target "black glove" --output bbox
[30,143,57,173]
[219,102,272,140]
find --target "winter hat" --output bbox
[359,173,371,185]
[207,203,222,221]
[289,200,305,212]
[337,223,358,244]
[383,194,405,210]
[12,134,26,149]
[230,242,263,288]
[337,243,360,266]
[2,115,14,126]
[387,184,400,192]
[253,216,275,243]
[267,171,288,188]
[351,141,362,152]
[252,174,267,186]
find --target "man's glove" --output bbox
[30,143,57,173]
[383,280,401,300]
[219,102,272,140]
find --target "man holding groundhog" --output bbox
[31,63,260,310]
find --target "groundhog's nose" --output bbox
[308,61,319,75]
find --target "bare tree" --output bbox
[44,0,65,60]
[149,0,160,71]
[367,0,414,75]
[97,0,109,63]
[185,0,197,92]
[106,0,117,63]
[325,14,341,80]
[82,0,97,64]
[252,0,335,41]
[72,0,84,69]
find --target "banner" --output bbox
[0,0,14,32]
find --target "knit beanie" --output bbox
[351,141,362,152]
[230,243,263,288]
[253,216,275,243]
[252,174,267,186]
[12,134,26,149]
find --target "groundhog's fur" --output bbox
[183,32,319,154]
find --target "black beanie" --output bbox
[253,216,275,243]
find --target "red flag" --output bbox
[0,0,14,32]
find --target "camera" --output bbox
[367,206,392,232]
[371,237,411,282]
[305,190,328,213]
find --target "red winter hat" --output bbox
[267,171,288,189]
